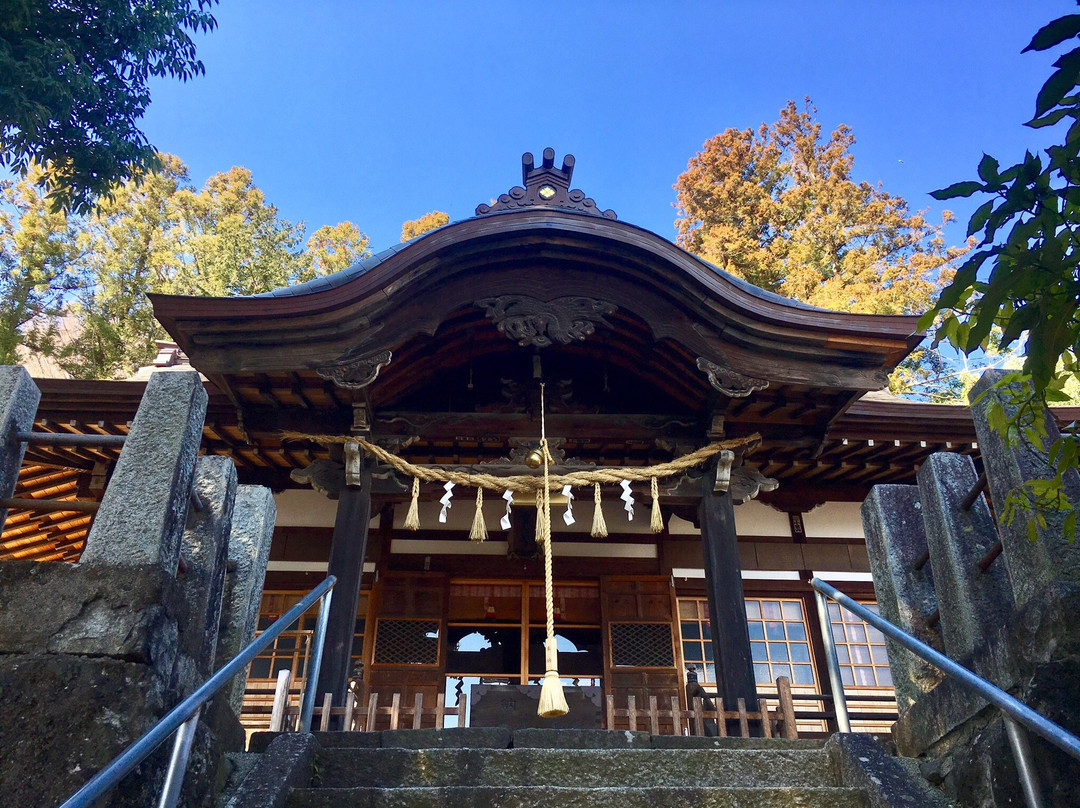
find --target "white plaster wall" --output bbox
[734,500,792,537]
[802,501,865,539]
[669,500,792,537]
[273,489,378,528]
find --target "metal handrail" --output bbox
[59,574,336,808]
[810,577,1080,808]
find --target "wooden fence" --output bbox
[267,670,798,738]
[605,676,798,739]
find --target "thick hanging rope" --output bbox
[536,383,569,718]
[281,432,760,495]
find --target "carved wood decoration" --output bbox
[696,356,769,398]
[316,348,392,389]
[476,148,616,219]
[476,295,617,348]
[726,466,780,504]
[291,460,345,499]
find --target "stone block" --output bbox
[827,733,953,808]
[177,455,237,683]
[861,485,943,710]
[0,367,40,533]
[218,485,276,712]
[223,733,317,808]
[894,583,1080,806]
[917,452,1014,668]
[0,653,171,808]
[511,728,650,748]
[81,371,208,573]
[383,726,512,749]
[0,561,182,676]
[970,370,1080,607]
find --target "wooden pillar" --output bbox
[699,466,759,714]
[315,456,373,712]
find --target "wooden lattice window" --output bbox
[609,622,675,668]
[373,618,441,666]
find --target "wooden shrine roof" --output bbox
[5,150,1052,561]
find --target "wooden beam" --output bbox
[699,464,759,721]
[315,456,373,718]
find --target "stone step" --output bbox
[317,747,838,790]
[288,785,871,808]
[256,727,829,753]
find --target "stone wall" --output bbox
[0,368,272,808]
[861,371,1080,808]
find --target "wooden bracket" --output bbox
[713,450,735,492]
[344,440,363,488]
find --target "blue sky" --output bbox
[141,1,1070,253]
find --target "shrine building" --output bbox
[3,149,1029,735]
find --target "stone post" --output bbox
[174,455,237,695]
[0,367,41,534]
[218,484,276,713]
[970,371,1080,608]
[861,484,943,710]
[80,371,207,572]
[916,452,1014,669]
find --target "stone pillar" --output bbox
[917,452,1013,667]
[861,485,943,710]
[218,484,276,712]
[80,371,207,572]
[0,367,41,534]
[174,455,237,695]
[315,458,373,712]
[699,468,758,713]
[970,371,1080,608]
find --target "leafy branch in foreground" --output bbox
[921,9,1080,539]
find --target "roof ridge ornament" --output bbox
[476,148,617,219]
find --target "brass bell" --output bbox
[525,448,544,469]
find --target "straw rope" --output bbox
[280,431,760,493]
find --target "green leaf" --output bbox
[1027,107,1074,129]
[931,181,984,200]
[1034,50,1080,118]
[967,200,995,237]
[977,154,1000,183]
[1024,15,1080,52]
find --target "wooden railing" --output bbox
[266,671,800,737]
[268,671,465,731]
[606,676,799,739]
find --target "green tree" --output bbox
[923,10,1080,538]
[169,166,308,297]
[304,222,371,279]
[0,164,85,365]
[675,99,966,317]
[2,155,372,378]
[0,0,217,214]
[58,156,190,378]
[401,210,449,241]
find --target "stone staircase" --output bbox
[221,728,953,808]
